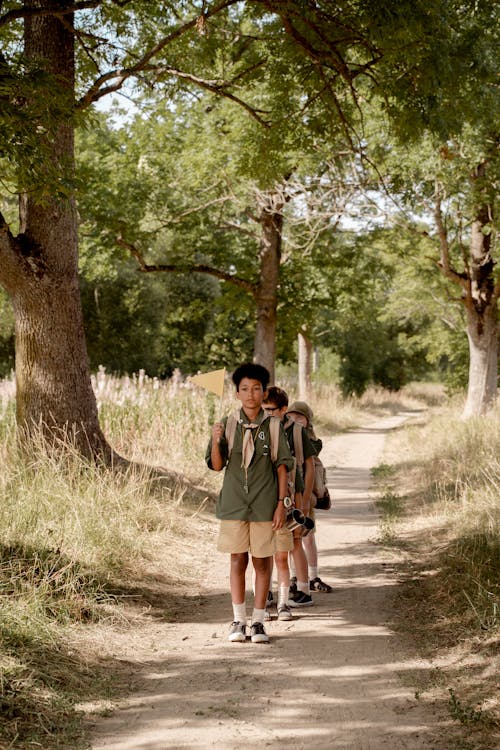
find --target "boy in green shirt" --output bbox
[206,363,294,643]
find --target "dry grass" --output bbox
[288,380,442,434]
[0,370,222,749]
[377,401,500,748]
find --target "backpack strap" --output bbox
[224,411,280,463]
[224,411,239,455]
[292,422,304,469]
[268,416,280,463]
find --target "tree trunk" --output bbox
[462,304,498,417]
[461,168,498,417]
[253,191,283,382]
[0,2,111,459]
[298,328,312,401]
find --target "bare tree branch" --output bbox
[0,1,132,29]
[151,194,233,229]
[147,65,271,127]
[434,184,469,291]
[116,236,257,295]
[77,0,240,108]
[217,221,259,239]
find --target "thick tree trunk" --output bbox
[0,2,111,458]
[253,192,283,382]
[436,159,498,418]
[461,174,498,417]
[462,305,498,417]
[12,273,108,455]
[298,328,312,401]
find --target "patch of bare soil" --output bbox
[87,414,461,750]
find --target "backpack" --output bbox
[289,420,332,510]
[311,458,331,510]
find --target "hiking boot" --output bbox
[288,591,313,608]
[267,590,274,604]
[228,621,247,642]
[310,576,332,593]
[277,603,293,621]
[250,621,270,643]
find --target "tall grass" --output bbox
[376,400,499,742]
[392,402,500,635]
[410,408,500,631]
[0,369,229,749]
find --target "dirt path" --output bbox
[91,413,446,750]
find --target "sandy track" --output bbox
[91,413,446,750]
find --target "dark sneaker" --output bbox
[277,603,293,621]
[289,577,297,597]
[288,591,313,608]
[310,576,333,592]
[228,621,247,642]
[250,621,270,643]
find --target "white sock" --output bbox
[289,554,296,578]
[297,580,309,595]
[309,566,318,580]
[278,585,289,608]
[232,602,246,623]
[252,607,266,624]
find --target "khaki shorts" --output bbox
[217,520,275,558]
[274,527,294,553]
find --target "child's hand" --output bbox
[212,422,224,444]
[272,502,286,530]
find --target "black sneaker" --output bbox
[250,621,270,643]
[288,591,313,608]
[309,576,333,592]
[228,621,247,642]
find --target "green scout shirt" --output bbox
[285,422,317,493]
[206,408,294,521]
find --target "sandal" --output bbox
[310,577,332,593]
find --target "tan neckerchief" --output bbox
[240,411,266,493]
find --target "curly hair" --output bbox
[232,362,270,391]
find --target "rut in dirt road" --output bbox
[91,413,447,750]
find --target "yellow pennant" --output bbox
[188,368,226,398]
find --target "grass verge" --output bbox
[374,403,500,750]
